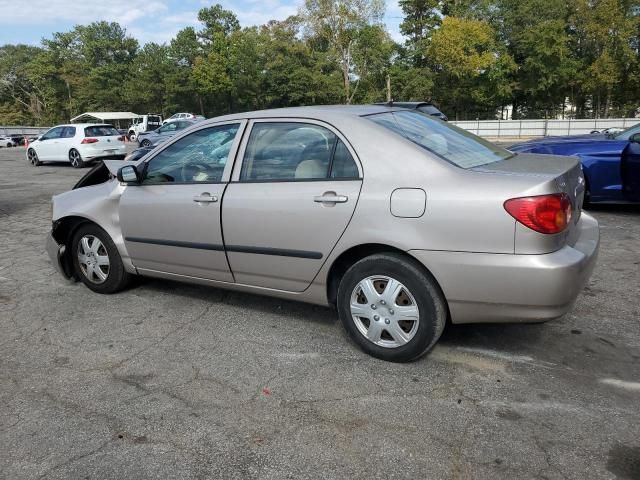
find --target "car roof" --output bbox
[203,105,407,124]
[53,123,117,128]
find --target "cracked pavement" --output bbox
[1,147,639,479]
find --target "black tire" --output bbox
[69,149,84,168]
[140,139,152,148]
[337,253,447,362]
[27,148,41,166]
[71,224,132,294]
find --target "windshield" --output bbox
[613,123,640,140]
[368,110,512,168]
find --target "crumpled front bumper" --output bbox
[46,231,74,281]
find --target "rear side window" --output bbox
[368,111,511,169]
[85,125,120,137]
[240,122,359,181]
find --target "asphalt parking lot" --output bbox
[1,146,639,480]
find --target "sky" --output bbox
[0,0,404,46]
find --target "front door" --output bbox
[37,126,65,160]
[119,122,244,281]
[222,120,363,292]
[622,139,640,201]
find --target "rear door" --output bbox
[222,119,363,292]
[119,121,244,280]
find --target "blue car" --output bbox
[511,123,640,203]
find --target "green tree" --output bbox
[301,0,386,103]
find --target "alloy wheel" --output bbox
[77,235,110,284]
[69,150,81,168]
[27,149,39,166]
[350,275,420,348]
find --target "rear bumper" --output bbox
[409,213,600,324]
[79,143,126,160]
[46,232,73,280]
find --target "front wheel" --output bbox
[71,224,132,294]
[69,149,84,168]
[27,148,41,166]
[337,253,447,362]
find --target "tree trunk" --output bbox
[342,61,350,105]
[198,95,205,116]
[386,74,391,103]
[604,87,611,118]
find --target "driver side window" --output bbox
[41,127,64,141]
[143,124,240,184]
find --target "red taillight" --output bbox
[504,193,572,234]
[81,138,98,144]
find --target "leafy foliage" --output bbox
[0,0,639,125]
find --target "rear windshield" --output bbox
[84,125,120,137]
[417,105,440,115]
[368,111,512,168]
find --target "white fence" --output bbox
[450,118,639,138]
[0,126,49,136]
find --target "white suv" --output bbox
[26,124,126,168]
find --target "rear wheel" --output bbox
[337,253,447,362]
[71,224,132,294]
[27,148,41,166]
[69,149,84,168]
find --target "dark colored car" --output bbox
[510,123,640,203]
[374,102,448,121]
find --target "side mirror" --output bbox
[630,133,640,144]
[117,165,141,184]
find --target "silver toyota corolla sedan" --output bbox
[46,106,599,362]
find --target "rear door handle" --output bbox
[314,194,348,204]
[193,193,218,203]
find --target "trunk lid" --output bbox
[473,152,586,251]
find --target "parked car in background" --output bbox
[163,113,197,124]
[124,146,153,162]
[47,106,598,362]
[0,135,14,147]
[27,124,126,168]
[590,127,625,135]
[127,114,163,141]
[511,122,640,203]
[374,101,448,121]
[137,119,196,147]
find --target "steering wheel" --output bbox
[180,160,211,182]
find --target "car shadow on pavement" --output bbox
[139,277,337,327]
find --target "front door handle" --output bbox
[193,192,218,203]
[314,193,348,204]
